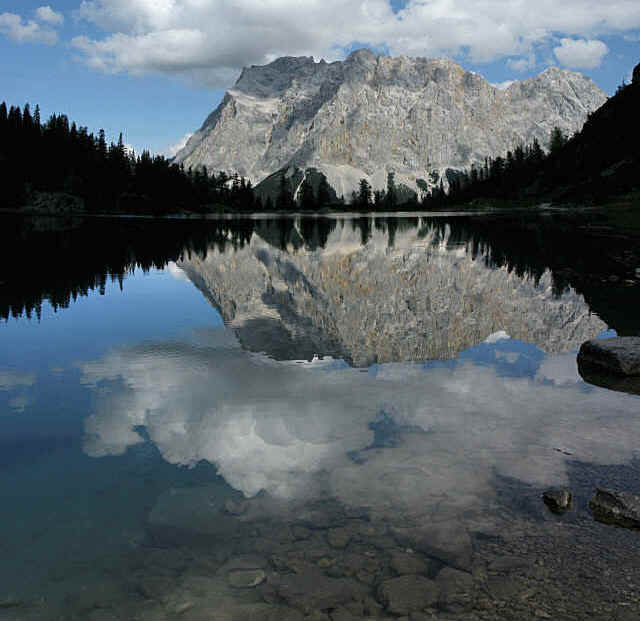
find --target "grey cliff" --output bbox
[177,221,606,366]
[174,49,607,197]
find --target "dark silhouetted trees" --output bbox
[0,101,260,214]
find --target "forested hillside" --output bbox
[0,103,258,214]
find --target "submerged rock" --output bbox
[589,488,640,529]
[542,489,572,514]
[436,567,475,611]
[327,527,352,549]
[389,550,434,576]
[223,498,250,516]
[376,575,439,615]
[228,569,267,588]
[578,337,640,376]
[268,568,358,613]
[393,522,473,572]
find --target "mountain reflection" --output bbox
[3,213,639,339]
[178,218,605,364]
[80,328,639,522]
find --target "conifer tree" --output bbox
[385,171,397,209]
[317,173,331,207]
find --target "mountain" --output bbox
[174,49,606,198]
[177,219,606,366]
[438,60,640,205]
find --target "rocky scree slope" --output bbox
[175,49,606,198]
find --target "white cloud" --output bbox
[166,261,189,281]
[164,133,193,158]
[507,57,532,72]
[71,0,640,86]
[491,80,515,90]
[0,12,58,45]
[35,6,64,25]
[553,38,609,69]
[484,330,510,343]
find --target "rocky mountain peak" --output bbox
[175,51,607,198]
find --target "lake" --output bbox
[1,212,639,621]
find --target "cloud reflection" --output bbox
[80,330,640,520]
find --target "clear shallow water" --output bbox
[1,214,639,621]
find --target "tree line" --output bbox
[2,67,637,215]
[0,102,261,214]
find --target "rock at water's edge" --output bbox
[577,337,640,376]
[589,488,640,529]
[542,489,572,514]
[577,359,640,396]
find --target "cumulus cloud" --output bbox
[0,12,59,45]
[71,0,640,86]
[554,38,609,69]
[164,133,193,158]
[491,80,515,90]
[507,57,532,72]
[35,6,64,25]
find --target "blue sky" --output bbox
[1,1,639,156]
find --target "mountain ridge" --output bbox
[175,50,607,197]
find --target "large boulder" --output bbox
[589,488,640,529]
[577,362,640,396]
[577,337,640,376]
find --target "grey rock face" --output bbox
[577,337,640,376]
[589,488,640,529]
[178,222,606,366]
[175,50,607,197]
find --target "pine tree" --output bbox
[317,173,331,207]
[357,178,372,209]
[385,171,397,209]
[549,126,567,156]
[97,128,107,160]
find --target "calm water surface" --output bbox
[1,213,639,621]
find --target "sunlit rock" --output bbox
[175,51,606,197]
